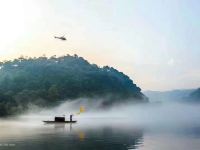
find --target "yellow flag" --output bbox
[76,106,85,115]
[80,106,85,113]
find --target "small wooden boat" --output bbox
[43,120,77,124]
[43,116,77,124]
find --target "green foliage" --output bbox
[48,85,59,100]
[0,54,147,116]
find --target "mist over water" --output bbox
[1,99,200,150]
[13,99,200,130]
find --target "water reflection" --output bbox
[41,122,144,150]
[70,126,143,150]
[2,118,200,150]
[0,120,144,150]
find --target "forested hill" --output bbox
[0,54,147,116]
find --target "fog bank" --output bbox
[14,99,200,129]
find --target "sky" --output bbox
[0,0,199,91]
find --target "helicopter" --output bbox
[54,35,67,41]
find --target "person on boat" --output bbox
[70,114,73,121]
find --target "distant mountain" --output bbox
[0,54,147,116]
[144,89,195,102]
[187,88,200,102]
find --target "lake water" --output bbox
[0,116,200,150]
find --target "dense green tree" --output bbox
[48,85,59,100]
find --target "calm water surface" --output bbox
[0,117,200,150]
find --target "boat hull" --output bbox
[43,120,77,124]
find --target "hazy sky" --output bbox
[0,0,199,91]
